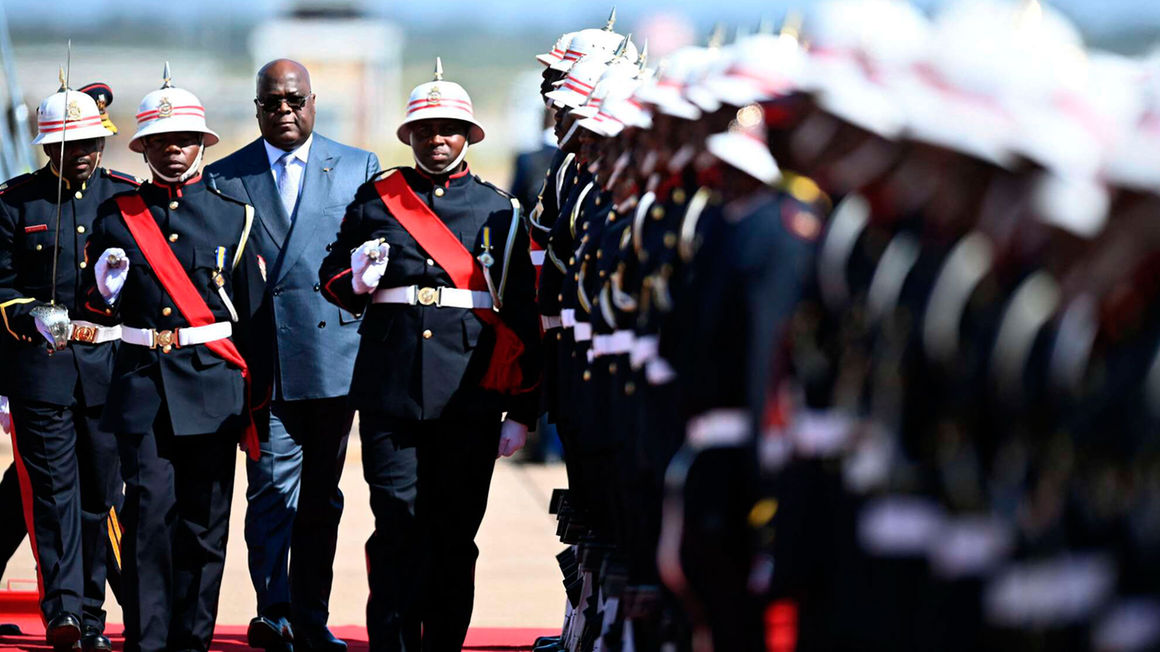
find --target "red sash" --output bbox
[374,170,530,394]
[114,194,260,460]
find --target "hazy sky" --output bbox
[4,0,1160,37]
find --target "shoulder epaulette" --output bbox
[105,169,143,186]
[372,167,403,182]
[778,171,830,211]
[475,176,515,200]
[0,172,36,196]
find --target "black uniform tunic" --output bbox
[317,164,541,651]
[80,175,265,652]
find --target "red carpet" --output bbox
[1,589,556,650]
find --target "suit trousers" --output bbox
[360,412,502,652]
[9,395,118,631]
[116,413,237,652]
[244,396,353,626]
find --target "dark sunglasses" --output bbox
[254,94,311,112]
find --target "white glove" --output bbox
[95,247,129,304]
[0,396,10,436]
[351,239,390,295]
[497,418,529,459]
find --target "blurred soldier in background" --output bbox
[527,2,1160,651]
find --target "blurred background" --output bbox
[2,0,1160,188]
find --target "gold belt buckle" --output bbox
[71,325,97,344]
[154,329,175,350]
[416,287,439,306]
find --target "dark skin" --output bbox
[255,59,316,151]
[42,138,103,188]
[408,118,468,177]
[142,131,202,182]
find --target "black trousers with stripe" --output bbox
[115,412,237,652]
[9,394,119,631]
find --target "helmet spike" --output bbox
[757,16,775,35]
[434,57,444,82]
[780,10,803,40]
[613,33,632,60]
[636,39,649,71]
[707,22,726,49]
[603,6,616,31]
[57,65,66,92]
[161,61,173,89]
[733,24,750,43]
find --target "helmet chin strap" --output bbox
[146,136,205,184]
[412,135,470,176]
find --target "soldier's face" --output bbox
[143,132,202,180]
[256,64,316,151]
[43,137,104,185]
[409,119,468,172]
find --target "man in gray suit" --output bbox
[206,59,379,652]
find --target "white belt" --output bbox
[791,410,854,458]
[541,315,563,330]
[561,309,576,328]
[686,408,750,449]
[592,330,634,358]
[372,285,492,310]
[630,335,659,369]
[68,321,121,344]
[121,321,232,349]
[573,322,592,342]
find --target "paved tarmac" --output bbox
[0,428,569,630]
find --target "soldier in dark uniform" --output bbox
[317,60,540,652]
[0,82,134,651]
[661,107,822,652]
[81,68,267,652]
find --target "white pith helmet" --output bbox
[396,58,485,146]
[549,9,637,73]
[129,62,219,153]
[32,70,114,146]
[706,103,781,185]
[538,31,579,67]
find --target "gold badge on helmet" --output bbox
[66,100,81,121]
[158,96,173,118]
[427,86,441,105]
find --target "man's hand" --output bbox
[351,239,390,295]
[497,418,529,458]
[0,396,10,436]
[95,247,129,304]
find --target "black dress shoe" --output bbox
[0,623,22,636]
[45,613,82,648]
[80,628,112,651]
[294,626,347,652]
[248,616,294,651]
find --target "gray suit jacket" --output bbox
[207,134,380,401]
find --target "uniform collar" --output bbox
[147,173,204,199]
[412,163,472,189]
[264,134,313,168]
[43,163,92,192]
